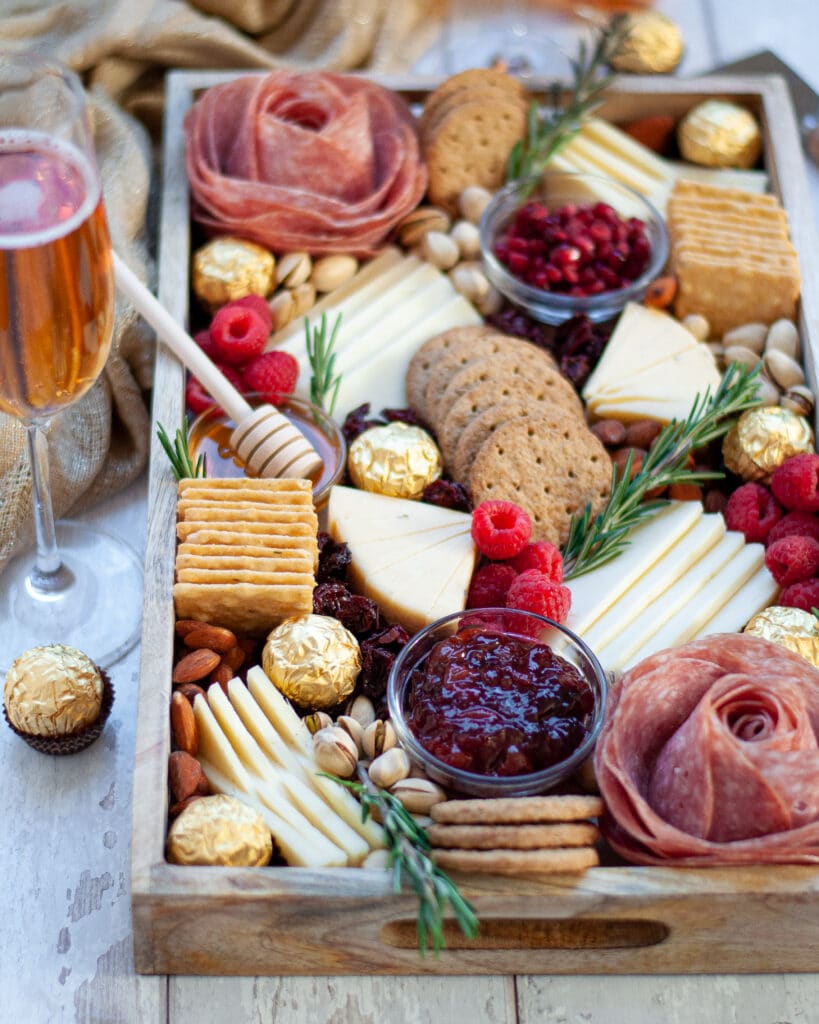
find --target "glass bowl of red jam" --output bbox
[479,171,668,325]
[387,608,607,797]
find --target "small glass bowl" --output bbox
[387,608,607,798]
[480,171,669,325]
[188,392,346,510]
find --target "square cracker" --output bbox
[173,582,313,634]
[174,554,312,573]
[176,520,315,540]
[178,477,311,495]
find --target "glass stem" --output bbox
[26,421,67,590]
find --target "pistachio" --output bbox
[345,694,376,729]
[449,261,490,304]
[310,254,359,294]
[312,725,358,778]
[449,220,481,260]
[367,746,410,789]
[762,348,805,391]
[722,344,761,370]
[765,318,801,361]
[336,714,364,754]
[723,322,768,355]
[268,289,294,333]
[780,384,815,418]
[397,206,451,248]
[681,313,710,342]
[421,230,459,271]
[362,848,390,870]
[458,185,492,224]
[362,719,397,760]
[476,282,503,317]
[303,710,333,735]
[389,777,447,815]
[276,251,312,288]
[289,280,316,319]
[755,373,782,406]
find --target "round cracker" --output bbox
[406,325,497,423]
[431,794,604,824]
[427,821,600,850]
[421,82,526,149]
[432,846,599,876]
[419,68,524,137]
[469,415,612,546]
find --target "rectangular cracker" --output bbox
[178,543,314,561]
[178,478,312,495]
[428,822,600,850]
[173,582,314,634]
[671,179,781,206]
[175,567,313,584]
[431,795,603,825]
[176,520,315,540]
[176,506,314,525]
[177,496,312,517]
[432,847,599,875]
[174,554,312,573]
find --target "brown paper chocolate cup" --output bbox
[3,669,114,755]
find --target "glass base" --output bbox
[0,520,143,672]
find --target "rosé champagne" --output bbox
[0,130,114,420]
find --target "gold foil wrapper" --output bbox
[744,606,819,668]
[192,237,275,309]
[3,644,103,737]
[722,406,814,482]
[167,794,272,867]
[347,422,442,500]
[678,100,762,169]
[610,12,684,74]
[262,614,361,711]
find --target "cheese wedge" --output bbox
[566,501,703,637]
[693,565,779,639]
[328,485,477,633]
[592,339,720,401]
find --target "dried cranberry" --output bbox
[359,624,411,709]
[316,532,352,584]
[312,582,382,639]
[341,403,380,443]
[381,408,424,428]
[422,479,472,512]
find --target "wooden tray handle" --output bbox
[380,918,670,951]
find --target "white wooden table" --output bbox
[3,1,819,1020]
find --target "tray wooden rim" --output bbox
[131,70,819,976]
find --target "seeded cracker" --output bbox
[406,325,498,422]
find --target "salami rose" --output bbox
[595,634,819,865]
[184,72,427,256]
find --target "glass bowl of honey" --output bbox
[188,392,346,509]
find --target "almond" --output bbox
[168,751,209,803]
[183,624,237,654]
[175,619,204,638]
[172,648,220,683]
[171,691,200,755]
[222,645,245,672]
[169,795,205,819]
[174,682,207,705]
[210,661,234,692]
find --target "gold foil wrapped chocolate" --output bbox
[347,422,442,500]
[744,606,819,668]
[167,794,272,867]
[610,12,684,75]
[678,100,762,169]
[722,406,814,482]
[3,644,102,737]
[192,237,275,308]
[262,614,361,711]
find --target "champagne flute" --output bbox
[0,53,143,670]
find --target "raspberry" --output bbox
[723,482,782,543]
[185,375,219,416]
[209,305,268,364]
[771,454,819,513]
[215,362,244,392]
[508,541,563,582]
[780,578,819,613]
[227,294,273,335]
[242,350,299,403]
[471,500,531,559]
[466,563,518,609]
[766,511,819,548]
[506,569,572,624]
[765,535,819,586]
[194,328,219,361]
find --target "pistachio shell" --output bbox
[780,384,815,418]
[476,282,503,317]
[449,220,481,260]
[313,726,358,778]
[389,777,447,815]
[367,747,411,789]
[765,318,801,361]
[723,344,761,370]
[268,290,294,333]
[362,719,397,760]
[276,252,312,288]
[344,694,376,729]
[421,230,459,270]
[336,715,364,754]
[723,322,768,354]
[458,185,492,224]
[449,261,490,304]
[755,373,782,406]
[397,206,451,247]
[289,281,316,319]
[681,313,710,342]
[310,254,359,293]
[762,348,805,391]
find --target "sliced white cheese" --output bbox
[582,303,698,400]
[589,395,708,424]
[581,512,725,654]
[227,676,305,777]
[581,118,670,184]
[566,501,702,636]
[592,339,720,401]
[692,565,779,639]
[618,540,765,671]
[246,665,314,758]
[328,485,477,633]
[561,133,664,202]
[666,161,769,195]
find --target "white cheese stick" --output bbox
[692,565,779,639]
[247,666,314,757]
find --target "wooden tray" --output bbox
[132,70,819,976]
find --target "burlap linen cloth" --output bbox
[0,0,444,572]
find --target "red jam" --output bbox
[494,200,652,296]
[406,627,594,777]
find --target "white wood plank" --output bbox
[169,975,516,1024]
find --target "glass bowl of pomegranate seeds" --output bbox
[387,608,607,797]
[480,171,668,324]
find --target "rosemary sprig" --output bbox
[156,421,206,480]
[306,313,342,415]
[321,768,479,956]
[562,363,763,580]
[505,20,627,183]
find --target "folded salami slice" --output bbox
[595,633,819,865]
[185,72,427,256]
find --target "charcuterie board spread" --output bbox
[123,34,819,975]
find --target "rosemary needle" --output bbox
[306,313,343,416]
[156,421,206,481]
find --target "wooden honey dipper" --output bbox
[113,253,323,481]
